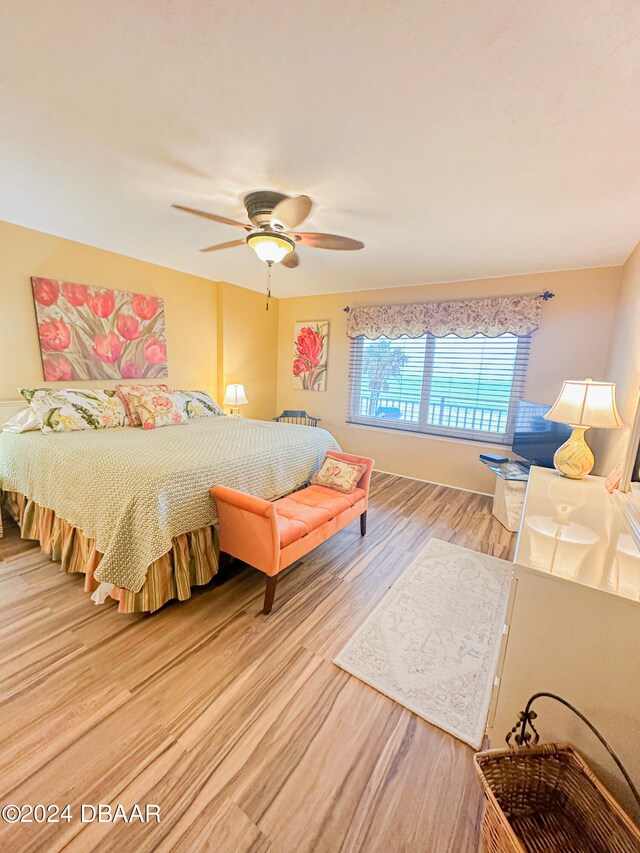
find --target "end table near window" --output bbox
[482,461,529,532]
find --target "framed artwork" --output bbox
[292,320,329,391]
[31,277,168,381]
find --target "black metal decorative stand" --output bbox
[506,691,640,810]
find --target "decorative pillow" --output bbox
[116,383,171,427]
[174,390,224,419]
[311,455,367,494]
[2,407,41,433]
[129,389,186,430]
[19,388,128,433]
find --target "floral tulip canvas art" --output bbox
[292,321,329,391]
[31,278,168,381]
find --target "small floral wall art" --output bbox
[31,278,168,381]
[292,320,329,391]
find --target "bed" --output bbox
[0,416,339,612]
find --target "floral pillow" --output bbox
[174,390,224,419]
[19,388,128,433]
[129,389,186,430]
[311,455,367,494]
[115,383,171,427]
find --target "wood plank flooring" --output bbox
[0,473,514,852]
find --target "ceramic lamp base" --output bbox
[553,425,594,479]
[228,407,241,417]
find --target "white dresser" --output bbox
[487,466,640,822]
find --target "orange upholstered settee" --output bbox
[211,451,375,614]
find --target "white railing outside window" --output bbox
[348,333,531,444]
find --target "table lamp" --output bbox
[223,383,248,417]
[544,378,623,479]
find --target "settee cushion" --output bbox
[274,485,366,547]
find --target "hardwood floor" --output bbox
[0,473,514,852]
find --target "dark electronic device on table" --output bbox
[512,400,572,469]
[479,402,572,478]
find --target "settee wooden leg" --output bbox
[218,550,231,571]
[213,550,232,586]
[263,575,278,615]
[360,511,367,536]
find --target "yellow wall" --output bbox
[276,268,622,493]
[217,282,279,421]
[592,240,640,474]
[0,217,626,493]
[0,220,218,400]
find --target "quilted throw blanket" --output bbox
[0,417,339,592]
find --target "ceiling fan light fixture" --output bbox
[246,231,295,264]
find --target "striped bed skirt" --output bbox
[3,491,220,614]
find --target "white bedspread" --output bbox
[0,417,339,591]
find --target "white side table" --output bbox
[481,461,529,533]
[492,475,526,532]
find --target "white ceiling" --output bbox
[1,1,639,298]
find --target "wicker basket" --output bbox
[474,743,640,852]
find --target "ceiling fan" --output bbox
[173,190,364,270]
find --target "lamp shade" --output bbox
[222,384,248,406]
[545,379,623,429]
[246,231,294,264]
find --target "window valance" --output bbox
[345,293,544,340]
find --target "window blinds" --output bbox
[347,333,532,444]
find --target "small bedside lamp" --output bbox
[223,383,248,417]
[545,378,623,479]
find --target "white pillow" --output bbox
[3,407,41,433]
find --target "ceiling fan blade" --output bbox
[199,239,246,253]
[271,195,313,230]
[281,251,300,269]
[291,232,364,250]
[173,204,252,231]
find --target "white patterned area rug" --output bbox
[334,538,512,749]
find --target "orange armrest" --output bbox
[211,485,273,517]
[211,485,280,573]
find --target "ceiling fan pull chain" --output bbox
[266,261,272,311]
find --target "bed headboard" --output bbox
[0,400,26,426]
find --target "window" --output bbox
[348,333,531,443]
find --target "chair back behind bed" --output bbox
[273,410,320,427]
